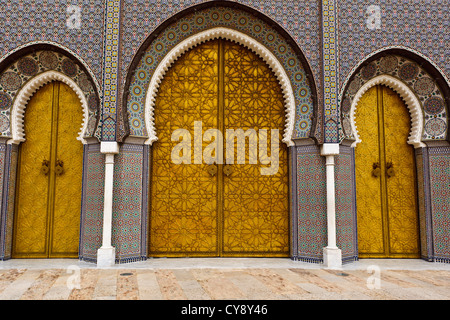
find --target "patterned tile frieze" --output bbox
[321,0,340,143]
[0,49,101,140]
[121,1,321,140]
[337,1,450,91]
[101,0,123,141]
[340,54,448,143]
[125,4,315,141]
[0,144,18,260]
[0,0,105,88]
[428,146,450,263]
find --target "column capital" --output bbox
[100,141,120,154]
[320,143,340,156]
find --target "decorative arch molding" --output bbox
[339,45,450,102]
[340,53,448,145]
[125,4,316,145]
[0,46,101,143]
[144,27,296,146]
[349,75,425,148]
[0,40,102,96]
[8,71,90,145]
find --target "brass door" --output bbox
[149,39,289,257]
[355,85,420,258]
[12,81,83,258]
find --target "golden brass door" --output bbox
[149,39,289,257]
[355,85,420,258]
[12,81,83,258]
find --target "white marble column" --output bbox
[320,143,342,268]
[97,142,119,267]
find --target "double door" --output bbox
[12,81,83,258]
[149,39,289,257]
[355,85,420,258]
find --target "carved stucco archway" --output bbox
[340,53,448,146]
[8,70,90,145]
[144,27,296,146]
[349,74,425,148]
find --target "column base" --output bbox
[323,247,342,269]
[97,246,116,267]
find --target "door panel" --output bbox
[12,81,83,258]
[382,87,420,256]
[355,85,420,258]
[149,39,289,257]
[149,40,219,256]
[222,40,289,256]
[13,82,54,257]
[51,82,83,257]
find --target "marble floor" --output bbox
[0,258,449,300]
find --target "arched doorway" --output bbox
[354,85,420,258]
[12,81,84,258]
[149,39,289,257]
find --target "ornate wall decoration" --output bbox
[112,144,148,263]
[337,1,450,91]
[321,0,340,143]
[428,146,450,263]
[121,0,321,142]
[295,145,327,262]
[335,146,358,262]
[101,0,123,141]
[340,55,448,145]
[0,1,105,88]
[79,143,104,263]
[0,50,101,143]
[125,5,315,143]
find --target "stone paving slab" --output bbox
[0,259,449,300]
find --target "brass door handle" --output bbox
[41,160,50,175]
[223,164,233,176]
[55,160,64,176]
[386,162,395,178]
[372,162,381,177]
[207,164,217,176]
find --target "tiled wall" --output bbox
[79,143,105,262]
[0,0,105,86]
[337,0,450,91]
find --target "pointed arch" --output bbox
[349,75,425,148]
[8,71,90,145]
[340,49,449,146]
[0,43,101,144]
[144,27,296,146]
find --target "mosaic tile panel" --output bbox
[0,144,18,260]
[0,0,105,87]
[335,145,358,262]
[0,144,6,259]
[123,3,316,141]
[295,145,327,262]
[322,0,340,143]
[428,146,450,263]
[415,147,434,261]
[0,145,5,218]
[112,144,148,263]
[101,0,122,141]
[121,0,321,101]
[0,50,101,140]
[337,1,450,89]
[340,55,448,142]
[79,144,104,262]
